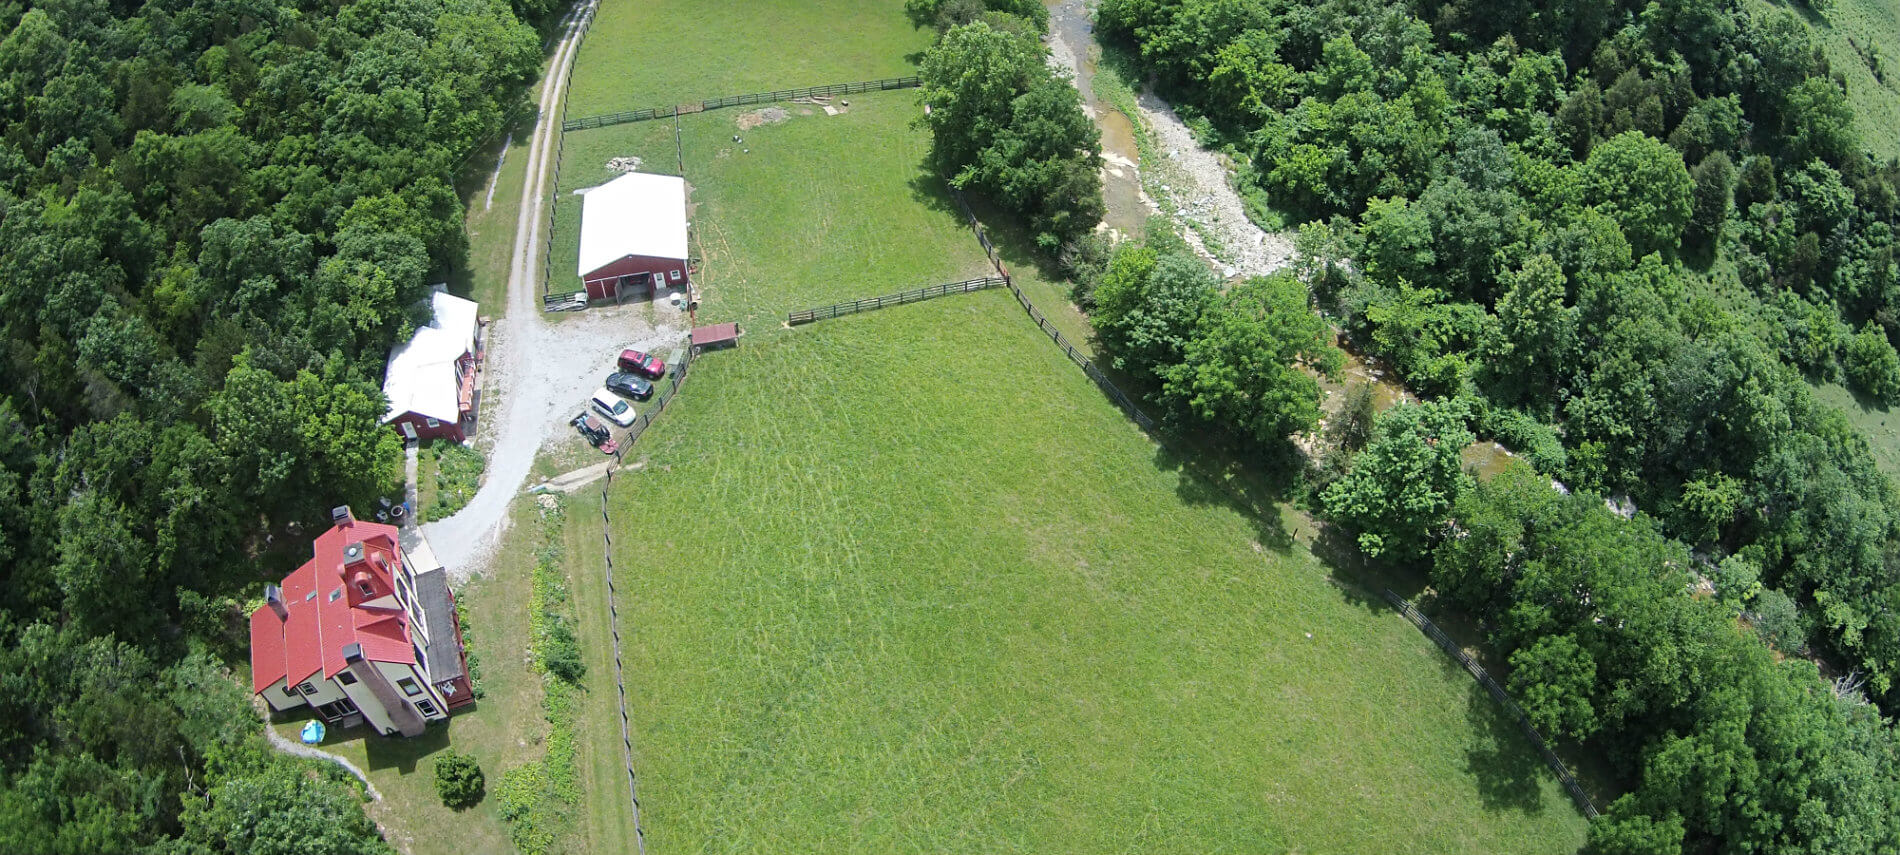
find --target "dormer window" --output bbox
[356,580,374,597]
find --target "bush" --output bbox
[1751,588,1809,654]
[541,620,585,684]
[433,750,485,809]
[1844,324,1900,406]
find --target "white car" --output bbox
[590,388,636,427]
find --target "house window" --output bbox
[283,686,301,701]
[416,699,439,717]
[398,677,422,696]
[356,580,374,597]
[670,269,681,281]
[337,671,358,686]
[298,681,317,695]
[425,416,440,428]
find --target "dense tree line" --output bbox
[0,0,548,848]
[1089,0,1900,850]
[915,8,1105,251]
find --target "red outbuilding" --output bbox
[577,171,690,301]
[381,289,481,443]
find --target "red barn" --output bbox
[251,507,474,737]
[577,171,690,301]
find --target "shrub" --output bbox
[541,619,585,684]
[433,750,485,809]
[1844,324,1900,406]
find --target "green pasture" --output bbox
[606,294,1588,853]
[553,89,993,327]
[1813,380,1900,481]
[563,0,932,118]
[579,93,1588,853]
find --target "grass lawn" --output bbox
[563,0,932,118]
[268,503,551,855]
[1812,380,1900,480]
[1758,0,1900,161]
[580,95,1588,852]
[562,491,643,851]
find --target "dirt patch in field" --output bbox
[736,106,789,130]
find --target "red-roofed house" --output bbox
[251,506,473,737]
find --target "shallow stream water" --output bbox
[1047,0,1148,236]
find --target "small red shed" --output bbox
[577,172,690,301]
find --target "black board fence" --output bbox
[940,181,1157,431]
[611,345,694,458]
[565,76,921,131]
[787,277,1003,324]
[1382,590,1601,820]
[582,341,709,855]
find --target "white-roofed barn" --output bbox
[381,289,481,443]
[576,171,690,301]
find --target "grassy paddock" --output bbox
[580,93,1588,851]
[555,91,993,328]
[563,0,931,118]
[608,295,1587,853]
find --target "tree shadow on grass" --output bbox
[1149,438,1295,551]
[360,720,454,775]
[1462,682,1553,816]
[1308,522,1433,613]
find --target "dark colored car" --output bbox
[570,413,618,454]
[617,348,666,379]
[605,371,653,400]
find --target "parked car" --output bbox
[605,371,653,400]
[590,388,637,427]
[617,348,666,379]
[570,413,617,454]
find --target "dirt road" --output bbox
[421,0,686,582]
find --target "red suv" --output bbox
[618,349,666,379]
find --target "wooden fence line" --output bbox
[940,181,1156,431]
[587,344,703,855]
[564,76,921,131]
[1381,590,1601,820]
[786,277,1004,324]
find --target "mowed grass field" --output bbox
[561,0,1587,850]
[610,297,1588,852]
[563,0,932,118]
[584,90,1586,855]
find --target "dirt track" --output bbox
[421,0,686,583]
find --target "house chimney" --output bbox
[265,585,288,621]
[331,505,355,526]
[342,541,370,569]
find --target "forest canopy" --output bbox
[1095,0,1900,851]
[0,0,550,848]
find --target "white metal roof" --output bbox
[382,290,479,424]
[577,171,689,278]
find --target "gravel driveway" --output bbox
[417,0,687,583]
